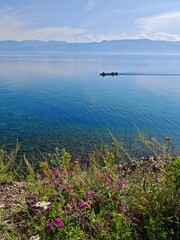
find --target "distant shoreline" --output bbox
[1,39,180,55]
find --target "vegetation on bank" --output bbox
[0,131,179,239]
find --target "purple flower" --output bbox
[46,181,51,186]
[62,187,67,192]
[35,208,44,215]
[119,181,125,186]
[47,205,51,211]
[104,181,111,187]
[75,157,80,162]
[70,203,75,209]
[49,220,53,229]
[40,175,45,180]
[33,197,38,205]
[56,180,61,188]
[133,217,140,223]
[55,218,65,227]
[80,201,89,208]
[81,163,87,170]
[118,205,125,211]
[65,200,70,205]
[67,170,72,175]
[107,175,113,180]
[66,182,71,188]
[118,165,123,169]
[86,191,93,196]
[63,210,71,215]
[112,185,118,189]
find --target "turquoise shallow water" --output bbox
[0,54,180,156]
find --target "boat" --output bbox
[100,72,119,77]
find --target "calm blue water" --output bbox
[0,54,180,156]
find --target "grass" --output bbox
[0,131,179,239]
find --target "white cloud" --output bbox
[80,32,180,43]
[152,32,180,41]
[85,0,97,13]
[30,27,87,41]
[138,32,180,41]
[135,11,180,34]
[0,7,180,42]
[0,9,87,41]
[84,0,103,13]
[81,33,130,42]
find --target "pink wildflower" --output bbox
[107,175,113,180]
[133,217,140,223]
[47,205,51,211]
[80,201,89,208]
[75,157,80,162]
[112,185,118,189]
[118,165,123,169]
[81,163,87,170]
[66,182,71,188]
[86,191,93,196]
[119,181,125,186]
[40,175,45,180]
[49,220,53,229]
[63,210,71,215]
[56,181,61,186]
[55,218,65,227]
[71,203,75,209]
[104,181,111,187]
[35,208,44,215]
[62,187,67,192]
[33,197,38,205]
[46,181,51,186]
[118,205,125,211]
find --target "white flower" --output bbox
[29,235,40,240]
[0,204,5,209]
[101,166,107,171]
[35,201,51,210]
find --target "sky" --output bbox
[0,0,180,42]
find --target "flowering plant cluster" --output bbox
[2,139,178,240]
[27,147,143,239]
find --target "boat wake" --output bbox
[100,72,180,77]
[120,73,180,76]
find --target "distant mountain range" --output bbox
[0,39,180,54]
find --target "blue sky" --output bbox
[0,0,180,42]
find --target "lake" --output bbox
[0,54,180,157]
